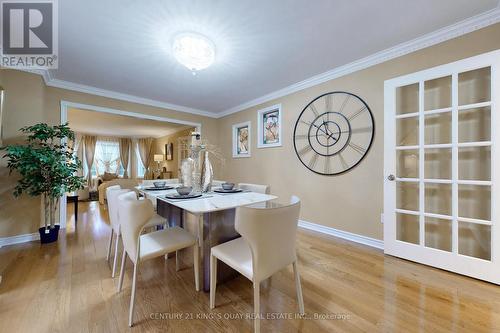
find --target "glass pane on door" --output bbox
[396,83,419,115]
[397,213,419,244]
[458,67,491,106]
[458,185,491,221]
[425,217,452,252]
[396,182,419,211]
[458,222,491,260]
[397,117,418,146]
[424,76,451,110]
[458,146,491,181]
[425,148,451,179]
[397,150,418,178]
[458,107,490,142]
[425,183,452,216]
[425,112,451,144]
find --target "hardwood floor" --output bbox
[1,201,500,332]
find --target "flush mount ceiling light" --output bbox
[172,32,215,73]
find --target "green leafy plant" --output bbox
[1,123,85,230]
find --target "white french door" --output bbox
[384,50,500,284]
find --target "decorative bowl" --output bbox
[176,186,193,196]
[221,182,235,190]
[153,181,167,188]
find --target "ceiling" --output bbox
[67,108,191,138]
[52,0,499,115]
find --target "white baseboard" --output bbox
[0,232,40,248]
[298,220,384,250]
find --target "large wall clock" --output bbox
[293,91,374,175]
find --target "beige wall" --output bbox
[153,127,195,179]
[217,23,500,240]
[0,70,218,238]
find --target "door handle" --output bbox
[387,174,395,181]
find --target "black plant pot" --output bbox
[38,225,60,244]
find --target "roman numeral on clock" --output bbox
[351,126,372,134]
[325,94,333,112]
[339,95,351,114]
[309,103,319,117]
[347,106,367,121]
[338,153,348,170]
[298,145,313,156]
[308,153,318,169]
[294,134,310,140]
[349,142,367,154]
[324,156,331,174]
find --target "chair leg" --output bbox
[176,250,180,272]
[193,245,200,292]
[253,281,260,333]
[106,231,114,261]
[209,254,217,309]
[117,250,127,292]
[112,234,120,278]
[293,261,305,314]
[128,262,138,327]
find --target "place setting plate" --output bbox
[164,186,203,200]
[213,188,243,194]
[143,186,174,191]
[164,193,203,200]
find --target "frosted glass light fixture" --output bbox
[172,32,215,72]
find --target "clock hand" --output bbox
[308,122,329,136]
[327,132,339,143]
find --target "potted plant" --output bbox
[1,123,85,243]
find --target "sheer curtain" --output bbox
[119,138,131,178]
[94,137,121,176]
[73,133,84,178]
[83,135,97,187]
[137,138,154,179]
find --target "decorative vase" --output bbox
[201,151,213,192]
[190,147,202,193]
[180,157,194,187]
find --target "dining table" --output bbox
[137,184,277,292]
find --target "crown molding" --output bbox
[218,6,500,118]
[12,69,217,118]
[46,79,217,118]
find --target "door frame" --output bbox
[59,100,202,229]
[384,49,500,284]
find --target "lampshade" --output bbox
[154,154,164,162]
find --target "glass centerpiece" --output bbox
[179,132,223,193]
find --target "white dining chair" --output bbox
[117,191,200,327]
[237,183,270,194]
[106,187,166,278]
[209,196,304,333]
[106,185,122,261]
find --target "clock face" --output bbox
[293,91,374,175]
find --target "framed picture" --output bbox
[232,121,251,158]
[165,142,174,161]
[257,104,282,148]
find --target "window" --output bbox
[136,144,146,178]
[83,139,126,177]
[95,140,122,176]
